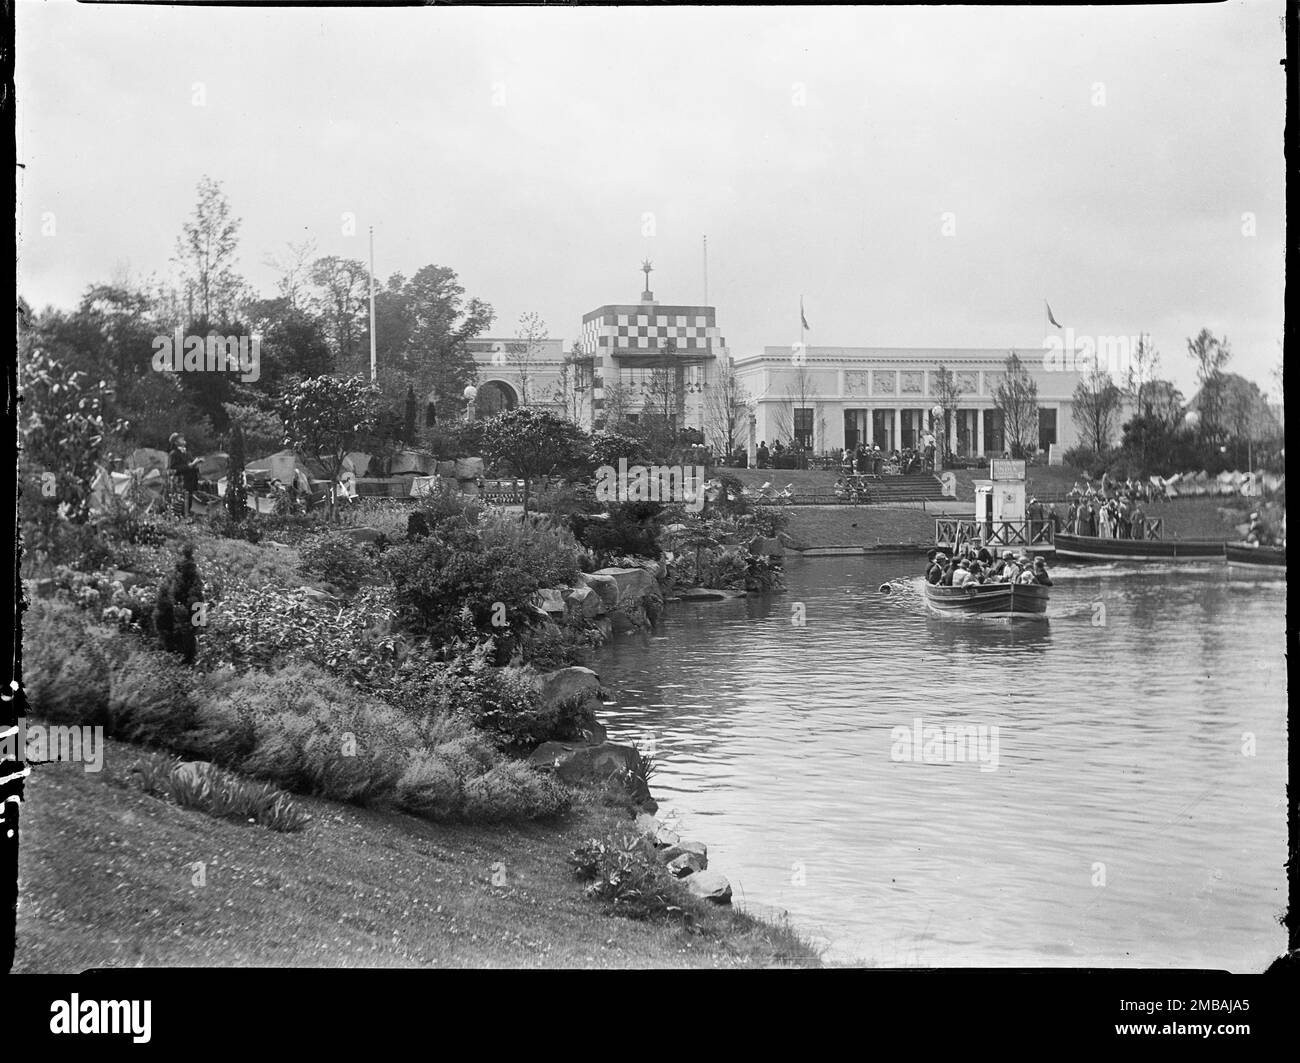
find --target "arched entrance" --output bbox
[476,379,519,416]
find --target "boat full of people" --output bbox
[922,547,1051,618]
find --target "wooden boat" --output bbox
[1053,533,1226,563]
[923,580,1049,618]
[1225,542,1287,573]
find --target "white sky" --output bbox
[16,1,1286,398]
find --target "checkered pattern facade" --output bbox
[579,299,727,427]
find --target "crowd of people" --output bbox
[1062,482,1150,539]
[839,441,935,476]
[925,545,1053,587]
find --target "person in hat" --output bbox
[1031,557,1053,586]
[925,552,947,584]
[167,432,201,516]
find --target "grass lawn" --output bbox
[14,738,822,970]
[783,507,935,549]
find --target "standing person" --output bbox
[757,441,770,469]
[167,432,201,517]
[1130,500,1145,540]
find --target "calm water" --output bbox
[594,556,1288,969]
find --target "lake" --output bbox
[593,555,1288,969]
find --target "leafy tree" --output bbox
[992,351,1039,459]
[307,256,370,369]
[19,345,128,523]
[367,265,494,422]
[244,296,333,390]
[479,407,589,514]
[173,176,246,322]
[1071,368,1123,454]
[1186,328,1232,439]
[279,375,382,520]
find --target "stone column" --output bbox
[747,405,758,468]
[948,410,957,460]
[976,408,985,457]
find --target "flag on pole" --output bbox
[1045,300,1062,328]
[800,297,810,331]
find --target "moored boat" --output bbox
[923,580,1049,618]
[1225,542,1287,573]
[1053,533,1226,563]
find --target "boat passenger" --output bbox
[1031,557,1053,586]
[925,552,947,584]
[1016,568,1038,585]
[950,560,973,588]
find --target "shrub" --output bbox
[298,531,380,594]
[155,544,205,664]
[383,512,581,646]
[570,501,664,562]
[107,650,198,746]
[462,761,571,822]
[22,600,122,726]
[568,833,685,920]
[130,754,308,833]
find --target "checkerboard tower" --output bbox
[580,260,727,430]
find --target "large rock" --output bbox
[748,535,786,557]
[339,526,383,544]
[455,457,485,479]
[532,588,567,615]
[563,584,602,619]
[685,870,733,905]
[667,851,708,878]
[659,840,707,866]
[580,573,620,612]
[525,741,640,787]
[593,567,660,606]
[537,666,601,708]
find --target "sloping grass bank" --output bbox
[14,737,821,970]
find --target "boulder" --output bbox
[659,840,708,866]
[685,870,733,905]
[338,526,383,544]
[537,666,601,708]
[652,825,679,849]
[580,573,620,612]
[611,607,648,634]
[532,588,567,615]
[436,460,457,478]
[667,851,707,878]
[563,584,602,619]
[675,587,746,601]
[455,457,485,480]
[593,566,660,605]
[525,741,640,787]
[748,535,786,557]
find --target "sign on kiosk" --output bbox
[989,459,1026,481]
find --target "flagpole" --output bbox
[369,226,377,383]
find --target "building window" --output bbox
[794,407,814,449]
[983,409,1005,456]
[1038,408,1057,452]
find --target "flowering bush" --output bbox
[298,531,380,594]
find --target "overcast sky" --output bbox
[16,1,1286,398]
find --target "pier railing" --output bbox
[934,518,1056,549]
